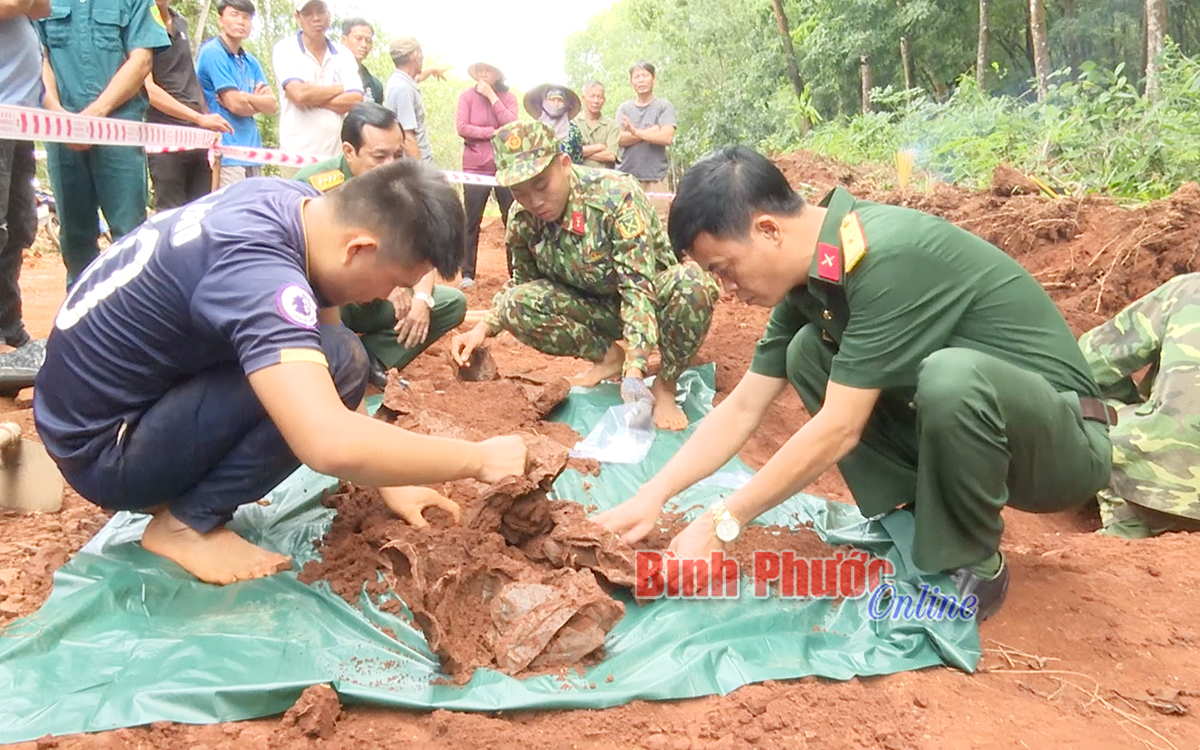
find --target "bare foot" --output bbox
[140,509,293,585]
[566,342,624,387]
[378,486,461,528]
[652,378,688,431]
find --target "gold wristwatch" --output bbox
[711,501,742,543]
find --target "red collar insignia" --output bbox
[570,211,585,235]
[817,243,841,282]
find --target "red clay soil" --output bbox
[299,374,635,683]
[6,162,1200,748]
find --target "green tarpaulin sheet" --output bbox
[0,365,980,743]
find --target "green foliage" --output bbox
[566,0,1200,200]
[798,45,1200,200]
[162,0,1200,200]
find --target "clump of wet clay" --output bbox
[380,373,575,444]
[302,364,635,684]
[451,346,500,382]
[279,684,341,740]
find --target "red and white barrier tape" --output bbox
[6,104,675,196]
[1,104,216,150]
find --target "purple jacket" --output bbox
[456,87,519,174]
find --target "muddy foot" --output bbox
[652,378,688,431]
[141,510,293,585]
[566,343,624,387]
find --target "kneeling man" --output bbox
[597,147,1114,619]
[452,121,719,431]
[34,162,526,585]
[294,103,467,387]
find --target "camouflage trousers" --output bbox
[1083,273,1200,537]
[1097,398,1200,536]
[494,263,719,382]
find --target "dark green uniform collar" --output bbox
[806,187,858,288]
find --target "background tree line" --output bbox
[162,0,1198,198]
[563,0,1199,198]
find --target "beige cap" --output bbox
[389,36,421,64]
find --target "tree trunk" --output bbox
[192,0,213,64]
[770,0,810,134]
[1028,0,1051,101]
[860,52,872,114]
[1061,0,1080,71]
[900,35,913,89]
[1144,0,1168,101]
[976,0,989,88]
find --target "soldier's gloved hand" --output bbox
[621,376,654,430]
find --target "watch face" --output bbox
[715,517,740,542]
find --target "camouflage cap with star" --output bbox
[492,121,560,187]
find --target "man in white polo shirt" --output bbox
[271,0,362,177]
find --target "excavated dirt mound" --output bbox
[775,153,1200,335]
[773,150,880,196]
[300,368,631,683]
[878,179,1200,334]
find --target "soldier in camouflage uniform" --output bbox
[451,121,719,431]
[1079,273,1200,538]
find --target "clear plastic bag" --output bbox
[569,403,656,464]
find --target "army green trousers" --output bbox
[788,324,1112,572]
[494,264,720,382]
[47,143,148,286]
[339,285,467,371]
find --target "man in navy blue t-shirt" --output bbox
[34,161,527,585]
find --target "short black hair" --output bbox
[341,17,371,36]
[668,146,806,255]
[341,103,402,151]
[331,160,465,277]
[217,0,255,15]
[630,61,656,78]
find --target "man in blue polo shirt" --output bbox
[196,0,277,188]
[34,161,527,585]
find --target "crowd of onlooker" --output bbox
[0,0,678,343]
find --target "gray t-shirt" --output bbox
[0,17,44,107]
[615,97,676,182]
[385,69,433,164]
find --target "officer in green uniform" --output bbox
[294,103,466,387]
[450,121,720,432]
[1079,273,1200,538]
[38,0,171,285]
[596,146,1114,619]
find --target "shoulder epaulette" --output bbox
[307,169,346,193]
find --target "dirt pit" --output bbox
[300,370,633,683]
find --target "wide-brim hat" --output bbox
[467,62,505,81]
[523,83,581,121]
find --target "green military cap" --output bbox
[493,121,560,187]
